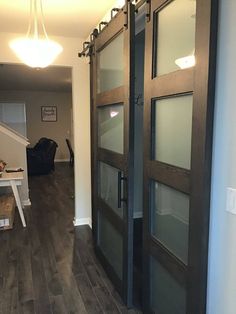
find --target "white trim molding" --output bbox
[0,122,29,146]
[133,211,143,219]
[73,217,92,228]
[22,199,31,207]
[55,159,70,163]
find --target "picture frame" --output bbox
[41,106,57,122]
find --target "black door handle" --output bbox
[118,171,127,208]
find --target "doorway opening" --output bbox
[0,63,75,218]
[0,102,27,137]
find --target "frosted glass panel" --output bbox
[150,256,186,314]
[99,162,124,218]
[151,182,189,264]
[154,95,193,169]
[155,0,196,75]
[98,104,124,154]
[97,33,124,93]
[98,212,123,279]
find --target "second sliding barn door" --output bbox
[142,0,218,313]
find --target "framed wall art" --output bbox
[41,106,57,122]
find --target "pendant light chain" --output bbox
[26,0,33,37]
[26,0,49,40]
[39,0,49,40]
[33,0,38,39]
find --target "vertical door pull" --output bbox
[118,171,127,208]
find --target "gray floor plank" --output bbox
[75,273,103,314]
[31,250,52,314]
[93,286,121,313]
[85,265,107,289]
[17,230,34,305]
[19,300,35,314]
[56,260,87,314]
[50,295,67,314]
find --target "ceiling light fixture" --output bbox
[9,0,63,68]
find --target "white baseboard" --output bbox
[55,159,70,163]
[73,218,92,228]
[157,209,173,216]
[156,210,188,225]
[23,199,31,206]
[74,214,143,225]
[172,213,189,225]
[133,211,143,219]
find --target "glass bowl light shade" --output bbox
[9,38,63,68]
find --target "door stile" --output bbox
[123,1,135,305]
[90,43,98,242]
[91,1,135,306]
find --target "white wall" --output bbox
[207,1,236,314]
[0,32,91,225]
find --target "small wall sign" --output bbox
[41,106,57,122]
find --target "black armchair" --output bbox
[27,137,58,175]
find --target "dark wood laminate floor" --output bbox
[0,163,142,314]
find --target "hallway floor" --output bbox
[0,163,141,314]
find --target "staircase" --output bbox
[0,122,30,206]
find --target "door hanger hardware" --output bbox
[90,29,99,41]
[111,8,120,19]
[124,0,131,29]
[88,29,98,57]
[99,21,108,33]
[78,42,88,57]
[78,29,98,58]
[146,0,151,22]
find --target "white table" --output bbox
[0,172,26,227]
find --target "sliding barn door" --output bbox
[142,0,218,313]
[90,2,135,306]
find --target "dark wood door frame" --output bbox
[143,0,218,313]
[90,2,135,306]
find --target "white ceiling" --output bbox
[0,0,117,92]
[0,0,116,38]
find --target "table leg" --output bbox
[10,180,26,227]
